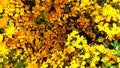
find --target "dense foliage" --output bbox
[0,0,120,68]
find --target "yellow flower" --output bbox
[15,8,20,14]
[14,14,19,17]
[106,16,111,22]
[91,11,99,16]
[101,4,118,22]
[90,61,96,68]
[66,30,79,46]
[81,0,90,5]
[75,44,82,49]
[96,44,106,53]
[117,57,120,63]
[5,24,17,38]
[70,30,78,37]
[83,45,90,52]
[73,35,87,49]
[0,42,9,56]
[81,61,86,65]
[119,63,120,68]
[20,8,24,15]
[46,58,52,63]
[65,66,69,68]
[0,17,8,28]
[0,58,3,63]
[112,0,118,3]
[66,46,75,54]
[101,56,109,63]
[0,5,3,13]
[70,60,80,68]
[83,53,90,60]
[112,23,120,34]
[95,15,104,23]
[0,34,3,42]
[41,62,48,68]
[98,23,120,40]
[26,61,38,68]
[92,56,100,63]
[65,35,72,46]
[97,22,104,31]
[80,65,85,68]
[92,51,100,56]
[68,0,73,2]
[51,53,57,60]
[16,49,22,56]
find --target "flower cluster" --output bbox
[0,0,120,68]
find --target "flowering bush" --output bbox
[0,0,120,68]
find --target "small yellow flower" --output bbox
[0,58,3,63]
[5,24,17,38]
[117,57,120,63]
[106,16,111,22]
[119,63,120,68]
[26,61,38,68]
[51,53,57,60]
[92,51,100,57]
[0,42,9,56]
[70,30,78,37]
[41,62,48,68]
[101,56,109,63]
[83,53,90,60]
[81,0,90,5]
[96,44,105,53]
[65,66,69,68]
[112,0,118,3]
[14,14,19,17]
[75,44,82,49]
[95,15,103,23]
[81,61,86,65]
[0,6,3,13]
[66,46,75,54]
[0,34,3,42]
[90,61,96,68]
[68,0,73,2]
[70,60,80,68]
[92,56,100,63]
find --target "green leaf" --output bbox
[1,63,5,68]
[48,23,54,29]
[29,0,35,11]
[64,7,71,13]
[117,47,120,56]
[17,55,21,60]
[98,54,105,60]
[98,36,103,40]
[40,11,45,20]
[15,56,27,68]
[98,36,104,42]
[63,61,68,68]
[117,53,120,56]
[0,16,3,18]
[111,40,119,47]
[79,50,84,54]
[112,64,118,68]
[111,42,116,46]
[97,0,105,7]
[36,19,47,25]
[15,62,25,68]
[118,43,120,47]
[71,37,77,41]
[105,62,111,68]
[114,40,118,45]
[0,28,4,34]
